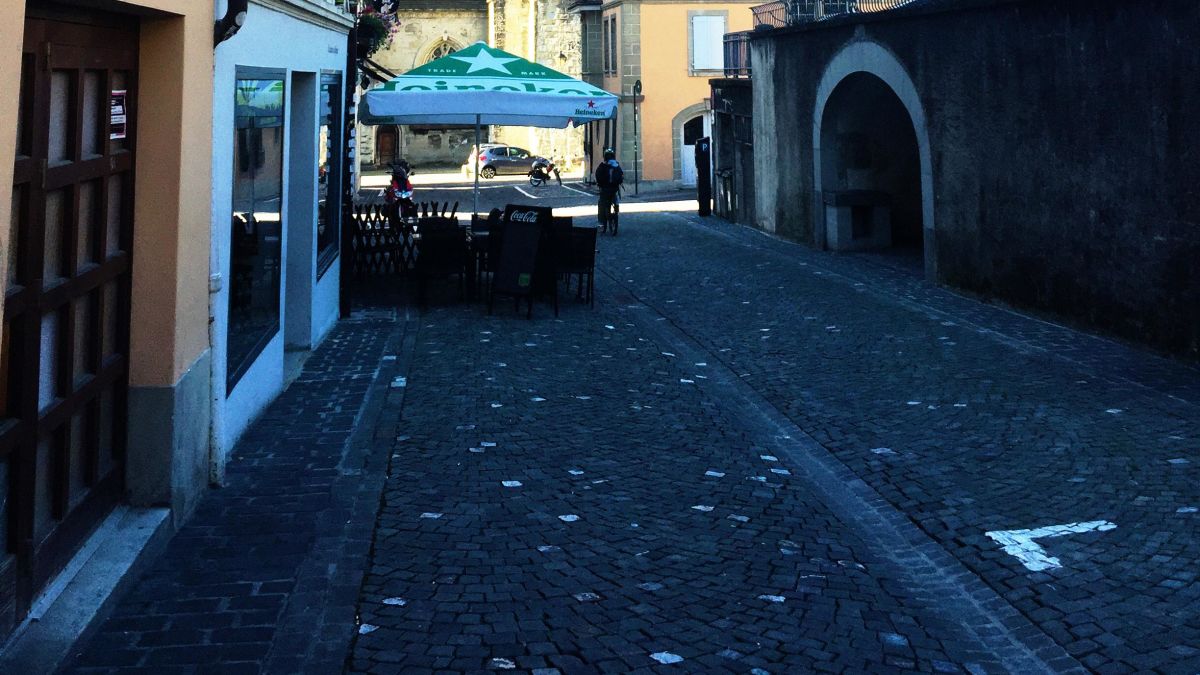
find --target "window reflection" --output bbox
[228,74,284,390]
[317,75,341,273]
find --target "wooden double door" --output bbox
[1,9,137,635]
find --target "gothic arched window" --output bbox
[425,40,459,63]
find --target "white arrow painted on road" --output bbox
[986,520,1116,571]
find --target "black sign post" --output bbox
[633,79,642,196]
[695,136,712,217]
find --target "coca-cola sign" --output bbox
[509,210,540,223]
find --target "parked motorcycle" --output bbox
[385,160,417,220]
[528,157,561,187]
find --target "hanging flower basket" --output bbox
[357,13,393,59]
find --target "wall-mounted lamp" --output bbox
[215,0,249,47]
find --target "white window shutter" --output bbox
[691,15,726,71]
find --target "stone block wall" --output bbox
[752,0,1200,357]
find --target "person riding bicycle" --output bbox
[595,148,624,235]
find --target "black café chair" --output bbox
[562,225,598,307]
[413,217,468,308]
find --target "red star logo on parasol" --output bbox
[587,100,595,108]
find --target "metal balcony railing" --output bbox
[751,1,788,28]
[774,0,918,27]
[723,31,753,78]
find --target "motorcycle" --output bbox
[385,161,417,221]
[528,157,561,187]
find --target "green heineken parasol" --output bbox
[362,42,618,127]
[362,42,619,216]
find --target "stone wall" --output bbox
[752,0,1200,357]
[490,0,587,169]
[357,6,487,168]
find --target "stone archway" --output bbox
[812,40,936,280]
[671,102,709,183]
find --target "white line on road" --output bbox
[513,185,539,200]
[986,520,1116,571]
[561,182,592,197]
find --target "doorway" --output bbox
[375,125,398,168]
[2,11,138,635]
[680,115,708,187]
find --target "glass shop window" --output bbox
[317,74,342,276]
[228,71,285,391]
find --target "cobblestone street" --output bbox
[68,204,1199,674]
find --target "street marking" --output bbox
[514,185,539,199]
[568,469,585,475]
[490,657,517,669]
[1168,458,1191,465]
[986,520,1116,571]
[760,455,778,462]
[691,505,714,512]
[871,447,896,455]
[390,376,407,388]
[574,592,601,602]
[562,182,592,197]
[537,545,560,552]
[480,441,497,447]
[558,514,580,522]
[382,597,407,606]
[638,581,664,591]
[501,480,522,487]
[704,470,725,478]
[1177,507,1198,514]
[728,514,750,523]
[650,652,684,665]
[758,594,785,603]
[420,512,443,519]
[358,623,379,634]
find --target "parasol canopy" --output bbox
[361,42,618,128]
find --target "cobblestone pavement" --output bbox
[586,212,1200,673]
[64,308,407,675]
[351,208,1199,674]
[60,202,1200,674]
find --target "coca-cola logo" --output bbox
[509,211,540,223]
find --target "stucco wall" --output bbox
[753,0,1200,357]
[211,1,350,464]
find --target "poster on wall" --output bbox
[110,90,127,140]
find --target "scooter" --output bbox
[528,157,561,187]
[386,161,418,221]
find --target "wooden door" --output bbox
[376,127,397,167]
[1,10,137,635]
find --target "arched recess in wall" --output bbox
[812,39,937,281]
[671,101,709,183]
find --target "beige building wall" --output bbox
[2,0,214,519]
[596,0,754,183]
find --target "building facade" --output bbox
[0,0,352,651]
[359,0,488,169]
[210,0,352,478]
[0,0,214,642]
[587,0,757,189]
[749,0,1199,357]
[357,0,588,174]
